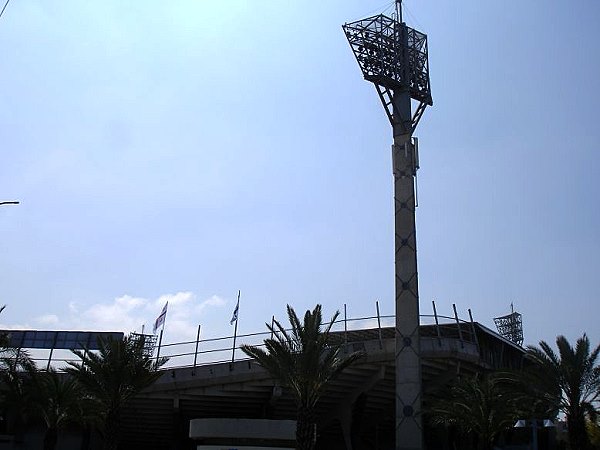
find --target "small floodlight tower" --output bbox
[494,304,524,346]
[343,2,432,449]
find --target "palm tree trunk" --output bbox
[296,405,316,450]
[567,411,591,450]
[103,409,121,450]
[79,425,91,450]
[43,426,58,450]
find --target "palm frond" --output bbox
[428,375,518,447]
[66,334,167,443]
[526,333,600,450]
[241,304,363,410]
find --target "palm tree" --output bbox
[427,375,519,450]
[0,311,38,438]
[66,335,167,450]
[587,418,600,449]
[241,304,363,450]
[0,306,36,376]
[0,353,37,438]
[29,369,88,450]
[526,334,600,450]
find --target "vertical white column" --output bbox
[392,86,422,450]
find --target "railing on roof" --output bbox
[23,302,478,371]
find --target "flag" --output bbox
[153,302,168,334]
[230,291,240,325]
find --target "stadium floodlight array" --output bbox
[494,310,524,347]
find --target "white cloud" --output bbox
[32,292,228,343]
[0,323,34,330]
[73,294,150,333]
[197,295,226,313]
[6,292,232,368]
[154,291,194,309]
[145,293,227,339]
[34,314,59,325]
[68,302,79,315]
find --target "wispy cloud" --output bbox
[34,314,60,326]
[152,292,227,340]
[14,292,228,346]
[72,294,149,332]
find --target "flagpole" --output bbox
[153,301,168,335]
[156,328,163,364]
[193,324,202,369]
[162,301,168,334]
[231,290,240,363]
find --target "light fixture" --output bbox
[543,419,555,428]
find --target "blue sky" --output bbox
[0,1,599,352]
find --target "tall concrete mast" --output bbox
[343,2,432,448]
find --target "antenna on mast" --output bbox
[395,0,402,23]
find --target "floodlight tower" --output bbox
[343,2,432,449]
[494,304,524,346]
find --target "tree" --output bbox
[241,304,363,450]
[0,309,38,438]
[427,375,519,450]
[0,352,37,438]
[526,334,600,450]
[587,418,600,449]
[66,335,167,450]
[29,369,88,450]
[0,305,36,377]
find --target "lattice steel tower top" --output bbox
[343,2,432,449]
[343,2,432,130]
[494,304,524,346]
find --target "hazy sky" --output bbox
[1,1,599,356]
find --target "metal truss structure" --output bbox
[343,14,432,132]
[494,311,524,347]
[130,332,158,357]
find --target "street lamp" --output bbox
[514,419,555,450]
[0,201,19,206]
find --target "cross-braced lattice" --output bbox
[494,312,524,346]
[343,14,432,129]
